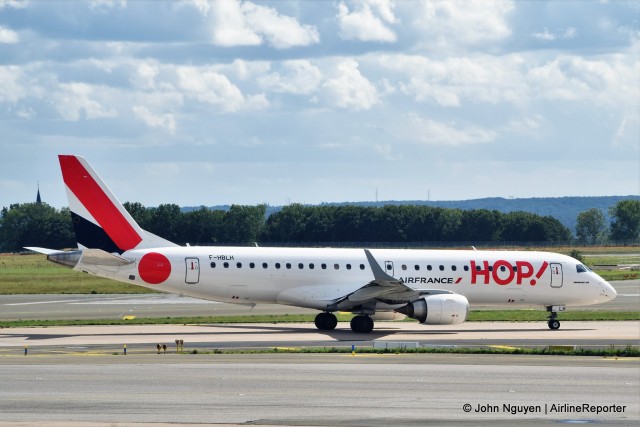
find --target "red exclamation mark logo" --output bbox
[531,261,548,285]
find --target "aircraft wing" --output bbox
[329,249,454,309]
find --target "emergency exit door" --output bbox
[185,258,200,284]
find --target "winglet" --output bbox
[364,249,397,282]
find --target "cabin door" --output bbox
[185,258,200,284]
[550,263,563,288]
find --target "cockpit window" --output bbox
[576,264,588,273]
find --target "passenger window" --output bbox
[321,263,327,269]
[236,262,242,268]
[402,264,407,270]
[298,263,304,269]
[250,262,255,269]
[275,263,281,269]
[500,266,506,272]
[451,265,457,271]
[346,264,351,270]
[415,265,420,271]
[224,262,229,268]
[262,262,268,269]
[360,264,365,270]
[512,265,517,272]
[334,264,339,270]
[286,263,291,269]
[476,265,481,271]
[439,265,444,271]
[464,265,469,271]
[210,262,216,268]
[427,265,432,271]
[309,263,315,269]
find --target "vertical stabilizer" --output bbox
[59,155,178,253]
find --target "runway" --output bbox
[0,279,637,320]
[0,353,637,426]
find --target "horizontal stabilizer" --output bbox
[24,247,65,255]
[81,249,134,267]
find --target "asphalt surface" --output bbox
[0,279,637,320]
[0,282,637,427]
[0,353,638,427]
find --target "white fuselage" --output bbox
[76,247,616,312]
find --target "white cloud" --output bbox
[0,66,26,102]
[526,55,636,106]
[258,60,322,95]
[176,66,248,112]
[323,59,379,110]
[337,0,398,42]
[131,62,160,90]
[406,114,497,146]
[380,54,527,106]
[241,1,319,49]
[133,105,176,133]
[89,0,126,9]
[178,0,210,16]
[0,25,18,43]
[0,0,27,9]
[54,83,117,121]
[210,0,262,47]
[413,0,514,48]
[209,0,319,49]
[532,27,578,41]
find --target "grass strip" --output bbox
[186,345,640,357]
[1,310,638,328]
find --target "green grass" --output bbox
[0,254,155,294]
[0,311,637,328]
[187,345,640,357]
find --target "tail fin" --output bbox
[59,155,178,253]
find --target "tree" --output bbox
[609,200,640,241]
[575,208,606,244]
[0,203,75,251]
[224,204,266,244]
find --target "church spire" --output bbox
[36,181,41,204]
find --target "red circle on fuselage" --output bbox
[138,252,171,284]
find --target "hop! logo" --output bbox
[469,260,549,286]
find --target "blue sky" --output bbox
[1,0,638,209]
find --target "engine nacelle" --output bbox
[370,312,406,321]
[395,294,469,325]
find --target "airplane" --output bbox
[27,155,617,333]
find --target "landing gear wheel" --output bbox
[350,315,374,333]
[548,319,560,330]
[314,312,337,331]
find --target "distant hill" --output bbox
[184,195,640,234]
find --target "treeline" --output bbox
[261,204,570,243]
[1,200,638,252]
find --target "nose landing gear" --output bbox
[546,305,565,330]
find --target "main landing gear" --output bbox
[350,315,374,333]
[314,312,375,333]
[546,305,565,330]
[314,312,337,331]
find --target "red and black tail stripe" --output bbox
[59,155,142,253]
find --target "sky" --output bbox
[0,0,639,210]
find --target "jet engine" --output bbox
[395,294,469,325]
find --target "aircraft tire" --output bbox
[315,312,337,330]
[548,319,560,330]
[350,315,374,333]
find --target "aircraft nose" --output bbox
[602,280,617,301]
